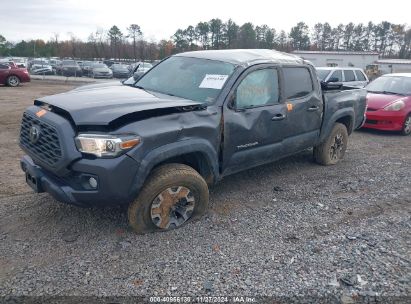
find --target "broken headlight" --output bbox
[75,134,140,158]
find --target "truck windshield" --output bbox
[135,56,235,103]
[366,76,411,96]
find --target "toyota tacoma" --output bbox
[19,50,367,233]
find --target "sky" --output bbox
[1,0,410,43]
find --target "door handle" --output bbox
[271,114,286,121]
[307,105,320,112]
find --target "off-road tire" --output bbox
[6,75,20,87]
[401,114,411,136]
[314,123,348,165]
[128,163,209,234]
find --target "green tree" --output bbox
[172,29,188,52]
[108,25,123,59]
[289,22,310,50]
[209,18,223,49]
[127,24,142,60]
[223,19,239,48]
[238,22,256,49]
[195,22,210,49]
[0,35,8,55]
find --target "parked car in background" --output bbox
[30,62,54,75]
[79,61,93,75]
[89,62,113,78]
[49,59,61,73]
[110,64,130,78]
[0,62,30,86]
[56,60,83,77]
[12,58,28,68]
[363,73,411,135]
[317,67,369,88]
[28,59,49,70]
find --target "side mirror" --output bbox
[227,93,236,109]
[321,81,343,90]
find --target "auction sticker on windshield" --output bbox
[199,74,229,89]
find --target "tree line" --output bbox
[0,19,410,61]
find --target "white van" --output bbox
[316,67,369,88]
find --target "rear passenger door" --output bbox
[343,69,358,87]
[354,70,369,87]
[280,66,323,154]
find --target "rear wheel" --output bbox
[6,75,20,87]
[128,163,209,234]
[401,114,411,136]
[314,123,348,165]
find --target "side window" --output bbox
[344,70,356,82]
[0,63,9,69]
[283,67,313,99]
[355,70,366,81]
[330,70,343,82]
[236,69,279,109]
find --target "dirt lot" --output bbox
[0,81,410,302]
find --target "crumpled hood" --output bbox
[37,85,203,126]
[366,93,405,109]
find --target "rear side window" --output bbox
[344,70,356,82]
[330,70,343,82]
[355,70,366,81]
[283,67,313,99]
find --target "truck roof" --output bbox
[175,49,304,66]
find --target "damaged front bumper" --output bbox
[20,154,140,208]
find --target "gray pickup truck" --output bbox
[20,50,366,233]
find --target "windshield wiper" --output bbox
[368,90,405,95]
[381,90,405,96]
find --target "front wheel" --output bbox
[314,123,348,165]
[128,163,209,234]
[401,114,411,136]
[6,75,20,87]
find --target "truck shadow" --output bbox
[9,148,318,239]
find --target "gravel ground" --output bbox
[0,81,410,303]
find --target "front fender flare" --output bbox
[128,139,219,199]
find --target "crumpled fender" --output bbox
[128,138,219,198]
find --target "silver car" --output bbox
[317,67,369,88]
[89,63,113,79]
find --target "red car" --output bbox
[363,73,411,135]
[0,62,31,87]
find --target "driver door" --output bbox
[222,65,286,176]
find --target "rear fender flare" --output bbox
[319,108,354,144]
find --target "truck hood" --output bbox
[37,85,204,126]
[366,92,406,109]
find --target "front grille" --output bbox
[20,112,62,166]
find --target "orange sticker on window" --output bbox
[287,103,293,111]
[36,109,47,117]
